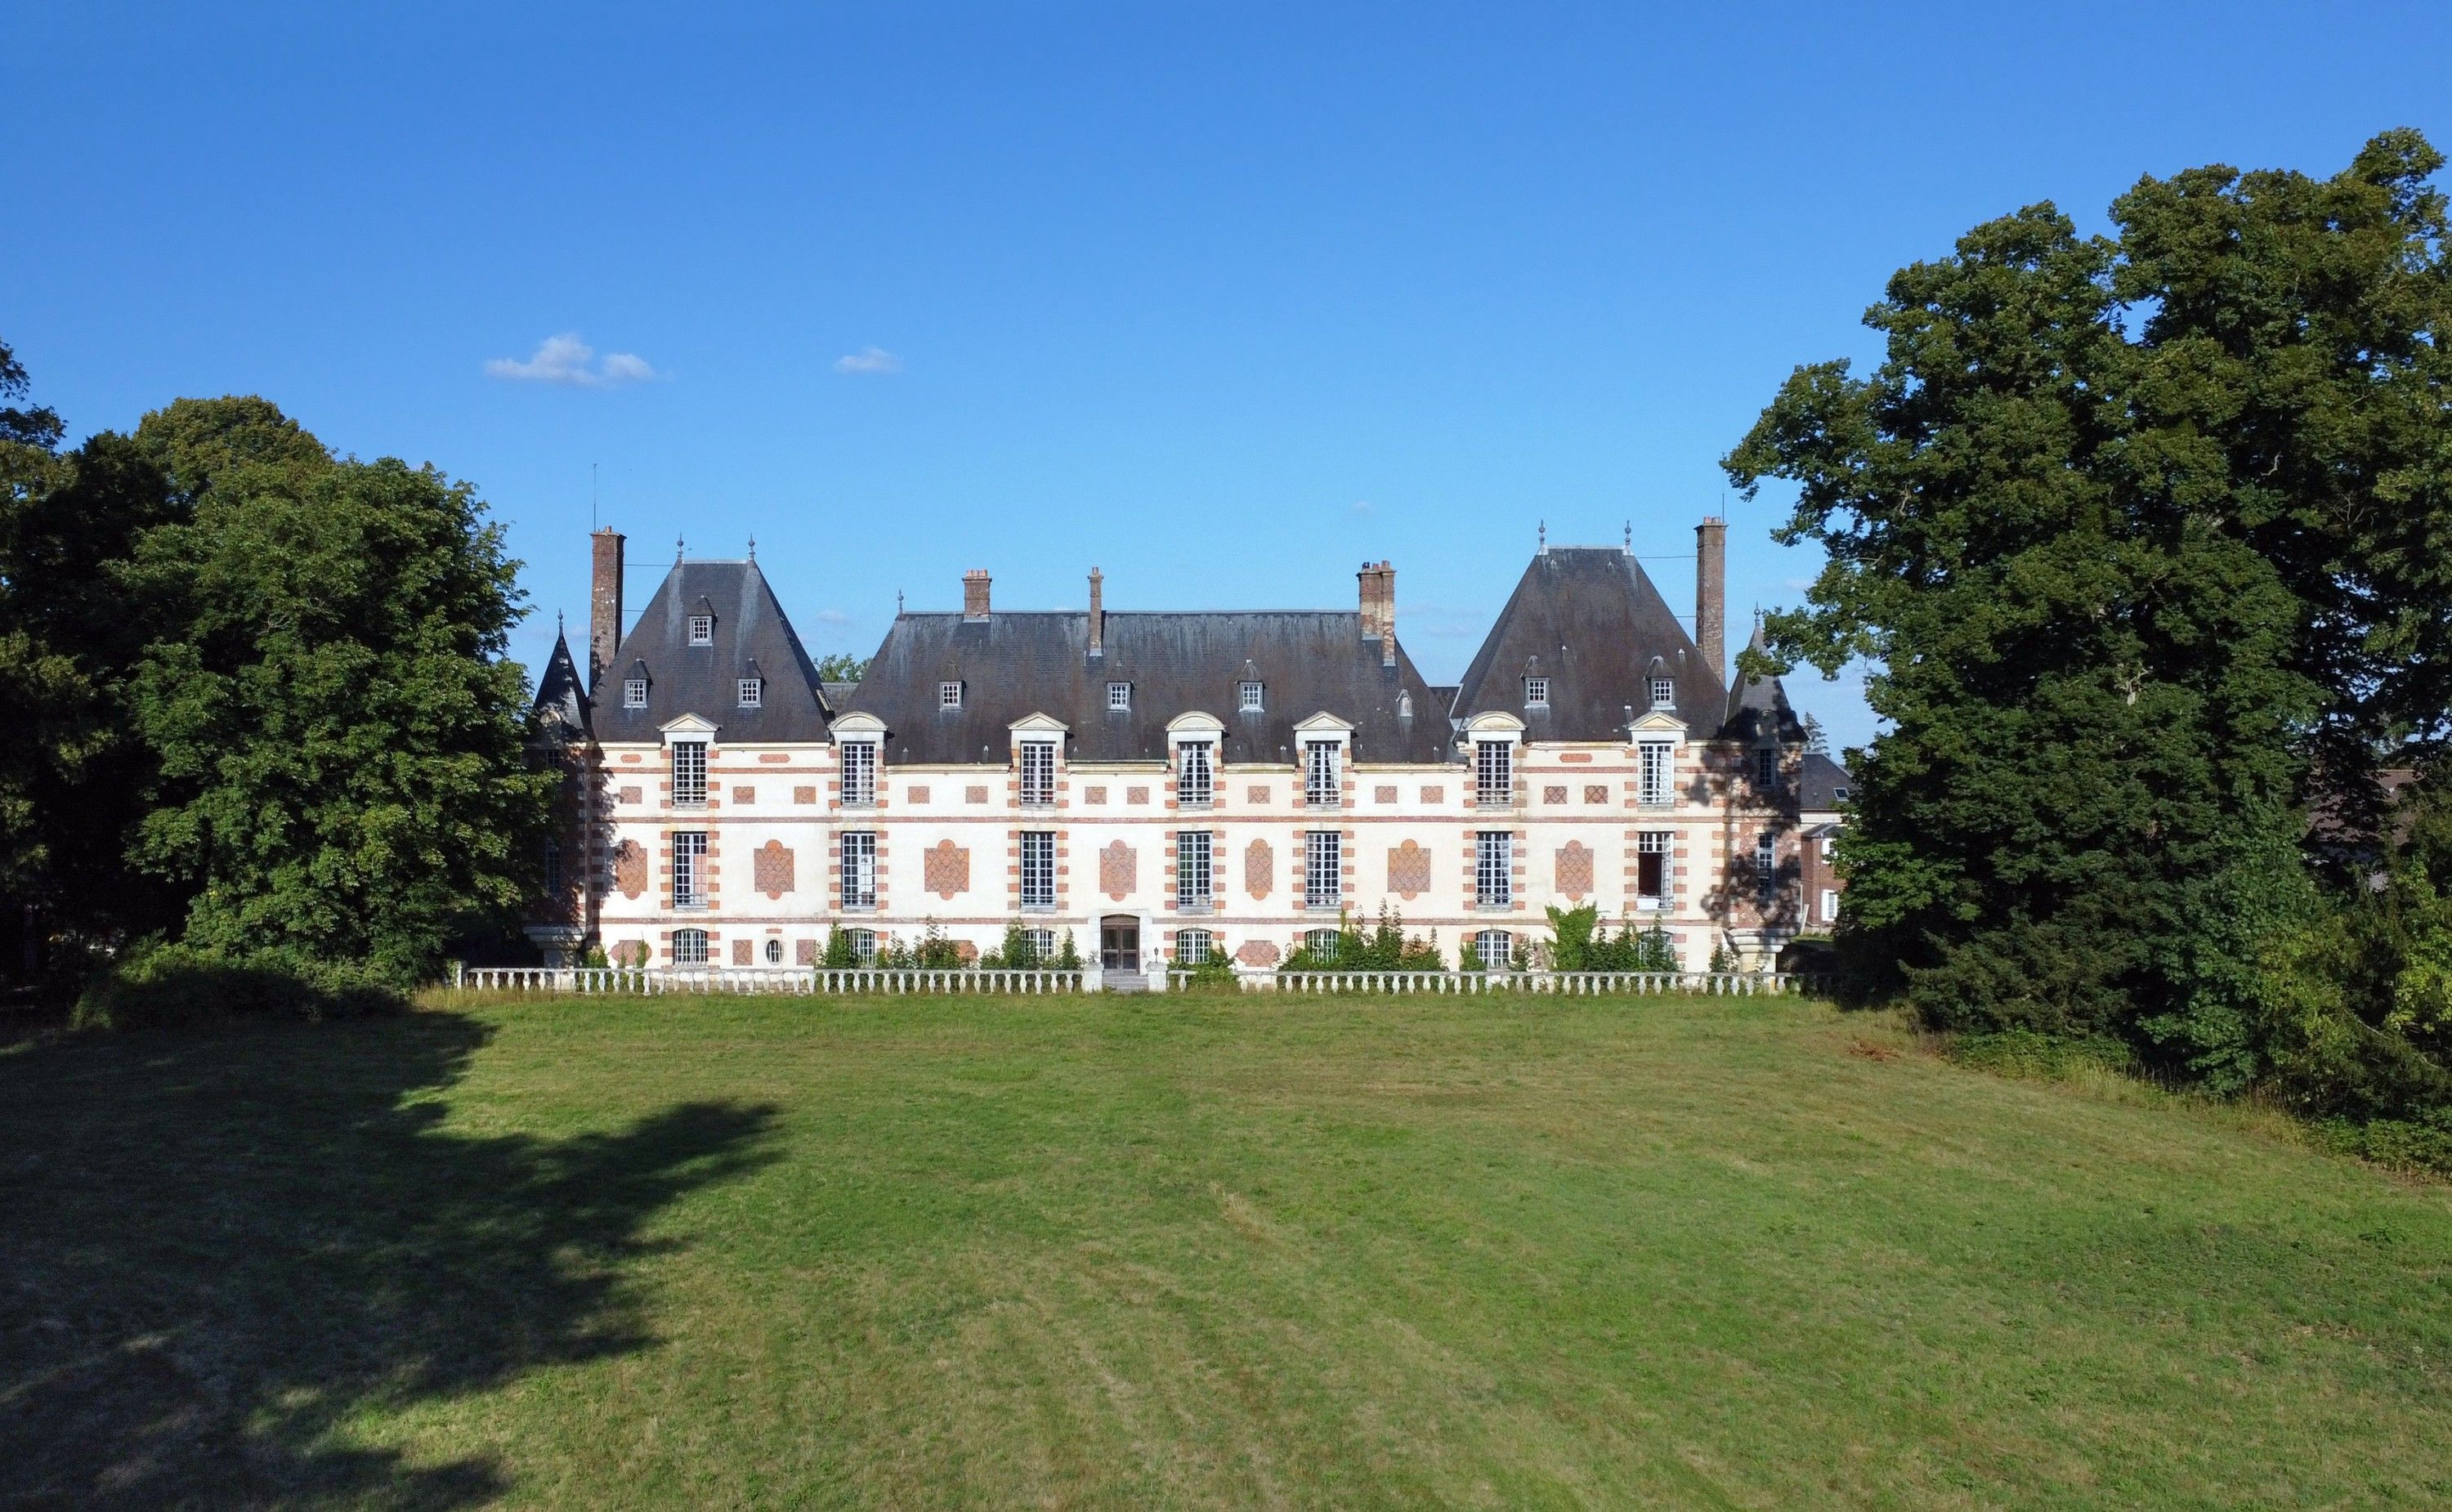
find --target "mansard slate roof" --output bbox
[530,629,590,738]
[845,610,1452,764]
[1800,751,1852,812]
[1449,547,1727,739]
[1721,621,1808,745]
[592,560,834,743]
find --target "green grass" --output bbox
[5,991,2449,1509]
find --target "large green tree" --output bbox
[1724,132,2450,1058]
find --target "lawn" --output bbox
[4,991,2449,1510]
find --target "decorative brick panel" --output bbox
[908,785,930,804]
[966,785,989,803]
[924,839,970,899]
[732,785,756,804]
[1421,785,1445,804]
[1387,839,1431,900]
[1101,839,1136,899]
[1126,785,1149,805]
[732,938,754,965]
[1544,785,1568,804]
[1084,785,1109,804]
[758,753,790,764]
[619,785,642,805]
[1245,839,1273,900]
[1237,938,1281,967]
[612,940,649,967]
[1376,785,1398,804]
[1585,784,1609,804]
[795,938,817,965]
[754,840,794,899]
[1246,785,1271,804]
[1555,841,1594,898]
[792,785,817,804]
[613,839,647,899]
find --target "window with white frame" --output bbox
[1754,832,1778,892]
[1107,682,1131,712]
[1650,676,1676,710]
[1176,929,1214,965]
[1524,676,1549,707]
[1176,740,1214,806]
[848,928,876,965]
[1018,740,1057,806]
[1238,680,1264,713]
[1474,929,1513,970]
[1024,926,1056,960]
[1755,747,1779,790]
[1638,740,1674,806]
[1475,830,1513,909]
[1304,830,1341,910]
[673,831,708,909]
[840,831,877,910]
[1833,785,1850,803]
[737,677,762,708]
[1819,835,1834,860]
[687,614,713,646]
[839,740,877,806]
[1304,740,1340,807]
[673,927,709,965]
[938,681,962,710]
[671,741,708,807]
[624,677,648,709]
[1820,888,1838,923]
[1176,830,1213,909]
[1474,740,1513,807]
[764,938,783,964]
[1636,830,1670,908]
[1019,830,1056,910]
[1304,928,1341,960]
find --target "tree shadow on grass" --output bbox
[0,1009,777,1508]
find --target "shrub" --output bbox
[74,942,405,1030]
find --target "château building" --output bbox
[526,519,1848,975]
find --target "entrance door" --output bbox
[1100,916,1139,973]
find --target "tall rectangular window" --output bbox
[1018,740,1057,805]
[1637,830,1670,908]
[671,741,707,807]
[1474,929,1513,970]
[1755,747,1779,790]
[1820,888,1839,923]
[1304,830,1340,910]
[841,831,877,909]
[1176,830,1212,909]
[543,839,563,898]
[1474,740,1512,807]
[1638,741,1673,806]
[1475,830,1513,909]
[1304,741,1340,807]
[673,927,709,964]
[1755,833,1778,892]
[840,741,876,807]
[1020,830,1056,909]
[1176,741,1214,806]
[673,831,708,909]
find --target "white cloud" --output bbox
[812,608,852,624]
[485,333,658,387]
[833,346,904,375]
[1351,499,1376,515]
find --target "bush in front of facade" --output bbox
[1283,907,1446,973]
[73,942,406,1030]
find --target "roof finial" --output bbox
[1537,519,1546,552]
[746,535,756,562]
[557,608,565,633]
[675,535,685,562]
[897,589,905,614]
[1624,521,1632,552]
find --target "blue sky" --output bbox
[10,2,2448,752]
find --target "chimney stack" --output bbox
[1695,517,1726,682]
[962,569,991,621]
[588,528,624,695]
[1088,567,1104,657]
[1358,560,1397,666]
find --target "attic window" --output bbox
[687,614,713,646]
[623,677,648,709]
[1650,677,1675,710]
[737,678,763,709]
[1834,785,1850,803]
[1524,676,1549,708]
[938,681,962,711]
[1107,682,1131,713]
[1238,680,1264,713]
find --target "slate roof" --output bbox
[1720,620,1809,745]
[530,629,590,739]
[845,610,1452,765]
[1800,752,1852,812]
[589,560,834,744]
[1449,547,1727,739]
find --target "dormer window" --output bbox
[938,681,962,711]
[687,614,713,646]
[1650,677,1675,710]
[737,678,762,709]
[1303,740,1340,807]
[1107,682,1131,713]
[1238,680,1264,714]
[671,740,708,807]
[623,677,648,709]
[1176,740,1214,807]
[1833,785,1850,803]
[1524,676,1549,708]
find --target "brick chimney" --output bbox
[1695,517,1726,682]
[1087,567,1104,657]
[588,528,624,694]
[962,569,991,622]
[1355,560,1397,667]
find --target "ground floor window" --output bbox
[1304,927,1341,960]
[1176,929,1214,964]
[764,938,783,964]
[1025,926,1056,960]
[673,928,709,965]
[848,928,877,965]
[1474,929,1513,970]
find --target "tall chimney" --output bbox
[1087,567,1104,657]
[588,528,624,694]
[1695,517,1726,682]
[962,569,991,622]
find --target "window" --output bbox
[1754,833,1778,892]
[673,832,708,909]
[1238,680,1264,713]
[1107,682,1131,712]
[737,678,762,709]
[1650,676,1675,710]
[1819,836,1834,861]
[1018,741,1057,806]
[1475,830,1513,909]
[848,928,876,965]
[840,740,877,807]
[1304,830,1341,910]
[1304,741,1340,807]
[1474,929,1513,970]
[624,677,648,709]
[1025,926,1056,959]
[673,927,709,965]
[1176,741,1214,807]
[687,614,713,646]
[764,938,783,964]
[1833,785,1850,803]
[938,681,962,710]
[1755,747,1779,789]
[1020,830,1057,909]
[1176,929,1214,965]
[671,740,708,807]
[1638,741,1674,806]
[1176,830,1213,909]
[1820,888,1839,923]
[1304,928,1341,960]
[1524,676,1549,707]
[841,831,877,910]
[1637,831,1670,909]
[543,839,562,897]
[1474,740,1513,807]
